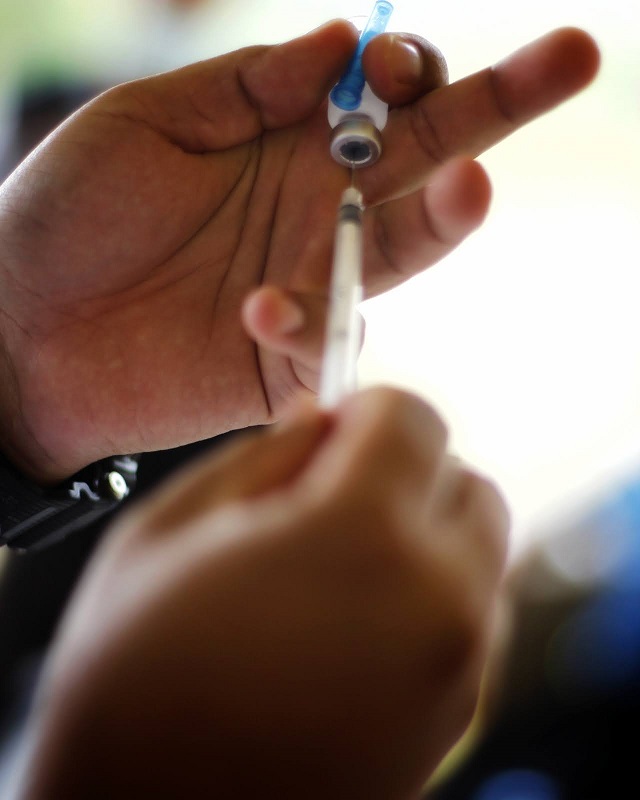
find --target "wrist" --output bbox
[0,314,80,485]
[0,320,49,486]
[0,321,139,552]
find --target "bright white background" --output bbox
[1,0,638,558]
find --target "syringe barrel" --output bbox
[318,188,365,408]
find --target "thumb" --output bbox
[107,20,358,153]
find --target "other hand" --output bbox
[19,387,509,800]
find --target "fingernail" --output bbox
[386,34,424,85]
[277,296,306,334]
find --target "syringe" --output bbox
[320,2,394,405]
[318,186,365,408]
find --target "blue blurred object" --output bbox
[549,588,640,694]
[474,769,561,800]
[592,477,640,590]
[545,474,640,696]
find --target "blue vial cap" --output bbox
[330,1,394,112]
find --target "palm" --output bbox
[1,91,349,468]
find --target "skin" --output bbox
[0,22,599,483]
[18,387,509,800]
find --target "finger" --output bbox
[108,20,358,152]
[360,27,600,204]
[138,405,332,534]
[454,471,511,576]
[242,286,320,367]
[242,285,353,393]
[362,33,449,108]
[365,157,491,295]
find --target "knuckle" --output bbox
[354,386,448,458]
[409,99,449,167]
[373,210,408,279]
[400,34,450,88]
[458,470,510,568]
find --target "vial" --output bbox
[328,1,393,169]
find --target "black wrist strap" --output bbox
[0,453,138,552]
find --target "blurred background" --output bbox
[0,2,639,796]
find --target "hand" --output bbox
[0,23,599,481]
[19,388,509,799]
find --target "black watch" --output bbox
[0,453,139,552]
